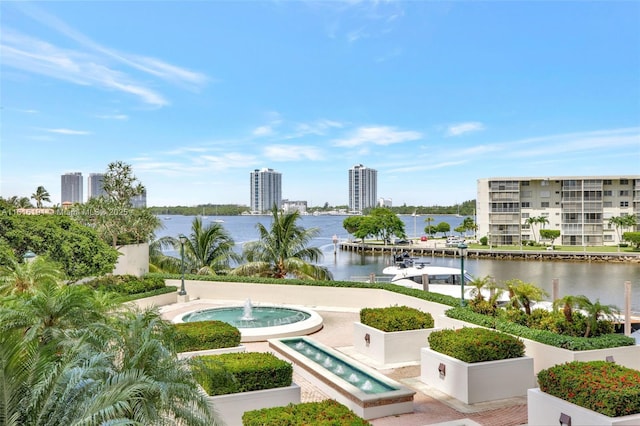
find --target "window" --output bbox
[541,180,549,186]
[619,190,630,196]
[521,181,530,186]
[620,179,629,185]
[521,202,530,208]
[541,202,550,208]
[521,213,530,218]
[603,190,612,196]
[604,235,613,241]
[604,201,613,207]
[603,180,612,185]
[620,201,629,207]
[540,191,550,198]
[521,190,532,197]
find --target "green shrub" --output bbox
[193,352,292,396]
[446,307,636,350]
[428,327,525,363]
[84,274,165,295]
[360,305,434,332]
[538,361,640,417]
[172,320,241,352]
[243,400,371,425]
[479,236,488,245]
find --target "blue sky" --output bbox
[1,1,639,207]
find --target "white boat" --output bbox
[212,219,225,223]
[382,255,509,302]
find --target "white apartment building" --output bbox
[250,168,282,213]
[477,176,639,246]
[349,164,377,213]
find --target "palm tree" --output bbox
[504,279,548,315]
[0,282,219,425]
[576,296,619,338]
[149,235,181,273]
[30,186,51,208]
[231,206,333,280]
[552,294,587,323]
[179,217,239,274]
[467,275,494,302]
[0,256,63,295]
[424,217,435,237]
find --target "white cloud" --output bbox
[96,114,128,120]
[446,122,485,136]
[253,125,274,136]
[263,145,324,161]
[333,125,422,147]
[44,128,90,135]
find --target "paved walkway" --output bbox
[162,304,528,426]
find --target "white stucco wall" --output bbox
[112,243,149,277]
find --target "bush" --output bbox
[84,274,165,295]
[428,327,525,363]
[172,320,241,352]
[538,361,640,417]
[360,305,434,332]
[479,236,488,246]
[243,400,371,425]
[193,352,292,396]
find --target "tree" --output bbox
[609,215,636,250]
[30,186,51,208]
[525,217,539,243]
[0,256,63,295]
[504,279,548,315]
[435,221,450,236]
[149,236,182,273]
[231,206,332,280]
[0,283,218,425]
[424,217,435,237]
[73,161,160,248]
[179,217,239,274]
[367,208,406,243]
[622,231,640,249]
[539,229,561,246]
[0,214,119,281]
[575,296,619,338]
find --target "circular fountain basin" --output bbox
[173,304,324,342]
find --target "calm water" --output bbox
[156,214,640,312]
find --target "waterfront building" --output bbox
[61,172,83,204]
[250,168,282,213]
[88,173,106,200]
[379,197,392,208]
[477,176,640,246]
[349,164,377,213]
[282,199,307,214]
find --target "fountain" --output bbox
[174,302,323,342]
[269,336,415,420]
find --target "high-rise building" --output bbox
[61,172,83,204]
[88,173,107,200]
[349,164,377,213]
[250,168,282,213]
[477,176,639,247]
[130,190,147,208]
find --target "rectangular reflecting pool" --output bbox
[268,336,415,420]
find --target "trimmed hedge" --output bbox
[538,361,640,417]
[85,274,166,295]
[242,400,371,425]
[172,320,241,352]
[445,307,635,351]
[360,305,434,332]
[428,327,525,363]
[193,352,292,396]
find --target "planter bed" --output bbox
[420,348,535,404]
[177,345,245,359]
[353,322,439,365]
[528,388,640,426]
[206,384,301,426]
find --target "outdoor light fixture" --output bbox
[178,234,188,296]
[458,243,468,307]
[23,250,36,263]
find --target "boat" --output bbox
[212,218,225,223]
[381,254,509,302]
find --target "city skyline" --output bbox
[1,1,639,207]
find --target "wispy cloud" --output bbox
[446,122,485,136]
[263,145,324,161]
[44,128,90,135]
[96,114,128,120]
[333,125,422,147]
[1,3,207,107]
[253,125,275,136]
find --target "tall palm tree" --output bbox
[231,206,333,280]
[30,186,51,208]
[179,217,239,274]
